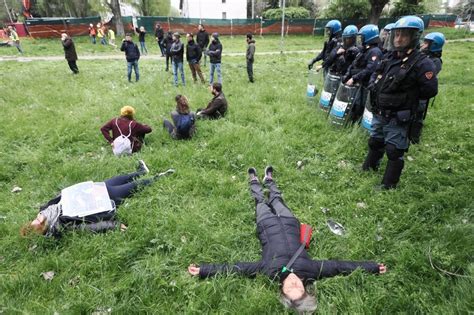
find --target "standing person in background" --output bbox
[196,24,210,67]
[163,95,197,140]
[207,33,223,84]
[170,32,185,86]
[135,26,148,55]
[89,23,96,44]
[7,25,23,54]
[155,23,165,57]
[97,23,107,45]
[108,28,116,47]
[120,33,140,82]
[163,31,174,72]
[61,33,79,74]
[186,33,205,84]
[101,106,152,153]
[246,33,256,83]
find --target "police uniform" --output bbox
[411,50,443,143]
[344,44,383,121]
[364,50,438,188]
[310,36,341,77]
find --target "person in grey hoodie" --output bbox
[246,33,256,83]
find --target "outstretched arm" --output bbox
[188,261,263,278]
[310,260,386,279]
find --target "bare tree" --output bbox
[369,0,390,24]
[105,0,124,36]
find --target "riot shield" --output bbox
[319,73,341,112]
[361,92,374,132]
[329,83,360,127]
[306,68,323,106]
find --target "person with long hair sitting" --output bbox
[188,166,386,313]
[163,95,196,140]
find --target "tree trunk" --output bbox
[368,0,389,24]
[107,0,124,36]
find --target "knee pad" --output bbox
[368,137,385,151]
[386,144,404,161]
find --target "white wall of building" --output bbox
[173,0,247,19]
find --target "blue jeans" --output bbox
[209,63,222,84]
[127,60,139,82]
[139,41,148,55]
[100,37,107,45]
[172,61,185,86]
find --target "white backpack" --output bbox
[112,118,133,156]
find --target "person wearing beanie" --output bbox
[170,32,185,86]
[206,32,223,84]
[100,105,152,153]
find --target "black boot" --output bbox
[362,149,384,171]
[381,159,404,189]
[410,121,423,144]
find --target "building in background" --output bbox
[171,0,247,19]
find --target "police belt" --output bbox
[374,109,399,118]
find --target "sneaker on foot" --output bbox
[137,160,150,174]
[263,165,273,182]
[248,167,258,182]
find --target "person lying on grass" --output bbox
[188,166,386,313]
[21,161,174,238]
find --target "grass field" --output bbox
[0,30,473,314]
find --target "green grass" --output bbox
[0,36,473,314]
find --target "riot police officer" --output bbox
[380,23,395,55]
[344,24,383,122]
[308,20,342,78]
[411,31,445,143]
[326,25,359,76]
[363,16,438,189]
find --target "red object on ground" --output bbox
[300,224,313,249]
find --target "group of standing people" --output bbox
[309,16,443,190]
[88,22,115,46]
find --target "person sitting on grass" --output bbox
[196,83,227,119]
[21,161,175,238]
[188,166,387,314]
[163,95,196,140]
[100,106,152,154]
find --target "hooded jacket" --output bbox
[186,39,202,63]
[246,39,256,62]
[120,40,140,62]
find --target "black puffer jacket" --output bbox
[208,40,222,64]
[186,39,202,63]
[199,215,380,283]
[120,40,140,62]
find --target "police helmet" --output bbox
[325,20,342,38]
[384,23,396,31]
[342,25,358,48]
[423,32,445,52]
[390,16,424,52]
[358,24,379,45]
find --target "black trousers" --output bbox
[247,60,254,82]
[67,60,79,74]
[250,179,294,223]
[104,171,154,206]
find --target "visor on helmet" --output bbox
[390,28,421,52]
[343,36,356,49]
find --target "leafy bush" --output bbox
[263,7,310,19]
[322,0,370,19]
